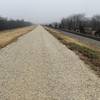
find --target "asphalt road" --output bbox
[0,25,100,100]
[60,30,100,50]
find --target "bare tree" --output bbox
[47,14,100,37]
[91,15,100,36]
[60,14,86,33]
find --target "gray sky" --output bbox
[0,0,100,23]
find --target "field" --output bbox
[45,27,100,77]
[0,26,35,48]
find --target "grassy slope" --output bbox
[45,27,100,77]
[0,26,35,48]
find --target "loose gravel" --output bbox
[0,25,100,100]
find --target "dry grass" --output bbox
[0,26,35,48]
[45,27,100,77]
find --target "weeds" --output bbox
[46,27,100,76]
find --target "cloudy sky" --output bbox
[0,0,100,23]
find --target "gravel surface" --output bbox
[0,25,100,100]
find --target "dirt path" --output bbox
[0,25,100,100]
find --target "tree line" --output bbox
[47,14,100,37]
[0,16,32,30]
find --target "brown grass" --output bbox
[0,26,35,48]
[45,27,100,77]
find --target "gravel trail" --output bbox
[0,25,100,100]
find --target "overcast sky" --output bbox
[0,0,100,23]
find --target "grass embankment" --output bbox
[0,26,35,48]
[45,27,100,76]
